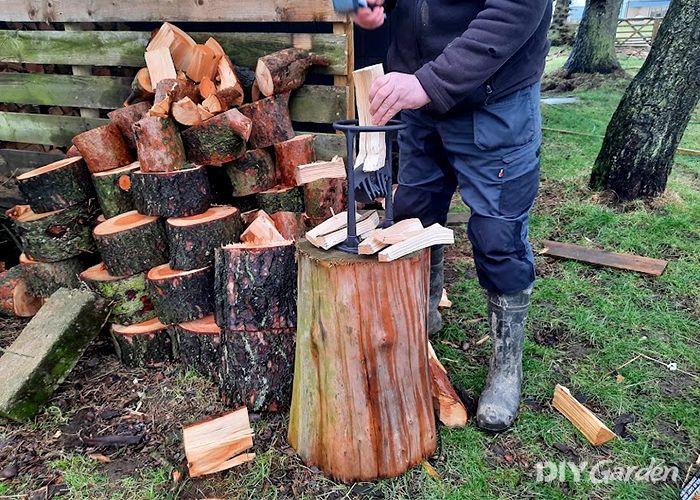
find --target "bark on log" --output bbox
[225,149,277,197]
[131,166,211,218]
[91,162,140,219]
[166,206,242,270]
[19,253,84,298]
[16,157,95,214]
[255,48,330,97]
[108,101,152,151]
[154,78,200,105]
[174,315,221,378]
[238,93,294,149]
[219,327,296,412]
[111,318,174,367]
[80,262,156,326]
[273,135,315,187]
[270,211,307,241]
[8,203,98,262]
[72,124,134,174]
[93,211,169,276]
[303,178,347,221]
[255,186,304,214]
[124,68,154,106]
[132,116,186,173]
[214,242,296,331]
[289,241,436,482]
[147,264,214,324]
[181,109,252,166]
[0,267,41,318]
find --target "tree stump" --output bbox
[273,135,315,187]
[255,48,329,97]
[92,162,140,219]
[108,101,152,150]
[166,206,242,270]
[288,241,436,482]
[0,267,41,318]
[214,242,296,331]
[147,264,214,324]
[255,186,304,214]
[19,253,84,298]
[111,318,174,367]
[303,178,347,222]
[238,93,294,149]
[93,211,169,276]
[181,109,252,166]
[7,204,98,262]
[132,116,186,173]
[224,149,277,197]
[16,157,95,214]
[269,212,307,241]
[174,315,221,378]
[72,123,134,173]
[80,262,156,325]
[219,327,296,412]
[131,166,211,218]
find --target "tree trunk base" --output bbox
[175,315,221,378]
[131,166,211,218]
[111,318,174,367]
[147,264,214,324]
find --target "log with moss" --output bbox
[0,266,42,318]
[303,178,347,222]
[80,262,156,325]
[19,253,84,298]
[255,48,330,97]
[174,315,221,378]
[238,93,295,149]
[92,162,140,219]
[255,186,304,214]
[273,135,315,187]
[181,109,252,166]
[131,166,211,218]
[225,149,277,197]
[72,123,134,174]
[7,204,98,262]
[108,101,151,151]
[111,318,174,367]
[132,116,186,173]
[147,264,214,324]
[93,211,169,276]
[166,206,242,270]
[16,157,95,214]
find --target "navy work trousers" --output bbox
[394,82,541,295]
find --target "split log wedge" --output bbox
[270,211,307,241]
[255,48,329,97]
[72,124,134,174]
[147,23,197,71]
[428,343,468,428]
[145,47,177,86]
[289,241,436,482]
[108,101,152,150]
[186,44,220,83]
[147,264,214,324]
[93,211,169,276]
[16,157,95,214]
[358,218,424,256]
[212,41,244,107]
[303,178,347,222]
[92,162,140,219]
[123,68,154,105]
[133,116,186,173]
[111,318,175,367]
[224,149,277,197]
[273,135,315,187]
[174,315,221,378]
[166,206,242,271]
[172,97,204,126]
[255,186,304,214]
[307,210,379,250]
[19,253,84,298]
[552,384,616,446]
[214,241,296,331]
[378,224,454,262]
[238,93,294,149]
[295,156,346,185]
[240,211,287,244]
[182,109,252,166]
[80,262,156,326]
[0,267,41,318]
[66,144,81,158]
[131,166,211,218]
[353,64,386,172]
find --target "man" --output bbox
[354,0,552,431]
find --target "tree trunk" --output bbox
[174,315,221,378]
[19,253,84,298]
[563,0,623,74]
[147,264,214,324]
[590,0,700,200]
[269,211,307,241]
[273,135,315,187]
[255,186,305,214]
[111,318,174,367]
[238,93,295,149]
[91,162,140,219]
[255,48,329,97]
[181,109,252,166]
[224,149,277,197]
[289,241,436,482]
[550,0,575,46]
[132,116,186,173]
[72,124,134,173]
[303,178,347,222]
[107,101,151,151]
[131,166,211,218]
[16,157,95,214]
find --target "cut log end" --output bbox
[94,211,159,237]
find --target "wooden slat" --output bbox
[290,85,347,124]
[0,149,64,177]
[309,132,345,161]
[540,240,668,276]
[3,1,344,22]
[0,30,347,74]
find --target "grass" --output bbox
[2,51,699,499]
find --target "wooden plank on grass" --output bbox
[540,240,668,276]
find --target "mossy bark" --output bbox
[590,0,700,200]
[92,164,139,219]
[111,327,174,367]
[148,266,214,324]
[255,186,304,214]
[20,256,84,298]
[181,111,249,166]
[174,325,221,378]
[107,101,151,150]
[238,93,295,149]
[133,116,186,173]
[81,269,156,326]
[225,149,277,197]
[17,158,95,214]
[94,218,169,276]
[303,178,347,221]
[131,167,211,218]
[563,0,623,74]
[72,123,134,173]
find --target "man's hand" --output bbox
[369,72,431,125]
[353,0,385,30]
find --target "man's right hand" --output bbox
[353,0,385,30]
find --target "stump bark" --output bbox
[80,262,156,325]
[131,166,211,218]
[303,178,347,222]
[132,116,186,173]
[255,186,304,214]
[238,93,294,149]
[93,211,169,276]
[255,48,329,97]
[166,206,242,270]
[147,264,214,324]
[92,162,140,219]
[219,327,296,412]
[214,242,296,331]
[16,157,95,214]
[0,267,41,318]
[111,318,174,367]
[224,149,277,197]
[269,212,307,241]
[273,135,315,187]
[174,315,221,378]
[289,241,436,482]
[19,253,84,298]
[8,203,98,262]
[108,101,152,150]
[182,109,252,166]
[72,123,134,173]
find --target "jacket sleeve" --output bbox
[414,0,550,114]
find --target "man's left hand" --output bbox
[369,72,431,125]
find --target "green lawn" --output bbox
[2,56,699,499]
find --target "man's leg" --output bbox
[439,82,541,431]
[393,109,457,336]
